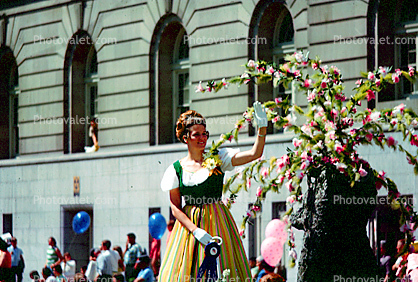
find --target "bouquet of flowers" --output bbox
[198,51,418,267]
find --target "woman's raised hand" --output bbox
[253,101,268,128]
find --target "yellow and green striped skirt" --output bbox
[158,202,252,281]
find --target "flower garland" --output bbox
[197,51,418,267]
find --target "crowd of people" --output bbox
[0,233,158,282]
[379,239,418,282]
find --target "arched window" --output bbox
[63,31,98,153]
[150,14,189,145]
[249,1,295,134]
[0,46,19,159]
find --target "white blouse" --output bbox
[160,148,239,192]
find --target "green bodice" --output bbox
[173,160,224,205]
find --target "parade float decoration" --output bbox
[197,51,418,280]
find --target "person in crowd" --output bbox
[29,270,41,282]
[133,254,154,282]
[60,252,76,282]
[85,248,99,282]
[158,103,267,281]
[256,260,275,282]
[379,241,394,282]
[7,237,24,282]
[96,240,113,282]
[112,246,124,274]
[46,237,63,270]
[84,118,99,153]
[123,233,143,282]
[109,246,120,275]
[52,265,67,282]
[149,238,160,277]
[249,256,259,279]
[393,239,407,278]
[0,237,12,282]
[259,273,285,282]
[41,267,54,282]
[79,266,87,277]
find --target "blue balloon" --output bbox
[148,213,167,239]
[72,211,91,234]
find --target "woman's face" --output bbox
[187,124,208,150]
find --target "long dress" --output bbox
[159,148,251,282]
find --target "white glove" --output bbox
[253,101,268,128]
[192,228,212,246]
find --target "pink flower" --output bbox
[285,169,292,180]
[392,73,400,83]
[267,66,275,74]
[335,163,347,173]
[293,138,303,148]
[300,161,309,170]
[293,70,301,77]
[375,79,381,87]
[307,91,316,102]
[304,79,313,88]
[379,170,386,179]
[358,165,368,177]
[296,171,304,180]
[285,180,294,192]
[256,186,263,197]
[411,134,418,147]
[379,66,389,76]
[239,229,245,237]
[241,73,251,84]
[222,78,229,88]
[312,62,319,70]
[247,178,251,188]
[275,97,283,104]
[387,136,397,147]
[365,133,373,142]
[247,60,256,68]
[286,195,296,204]
[321,79,327,89]
[272,116,280,123]
[260,167,269,178]
[335,142,344,154]
[195,81,205,93]
[366,89,375,101]
[368,72,375,80]
[409,66,415,77]
[407,156,416,165]
[277,175,285,184]
[252,205,261,212]
[393,103,405,115]
[355,79,363,86]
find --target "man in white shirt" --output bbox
[85,248,99,282]
[96,240,113,281]
[60,252,76,282]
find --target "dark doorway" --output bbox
[61,205,93,272]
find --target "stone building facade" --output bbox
[0,0,417,280]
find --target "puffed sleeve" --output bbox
[160,164,179,191]
[219,147,240,172]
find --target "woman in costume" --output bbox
[159,102,267,281]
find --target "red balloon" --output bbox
[261,237,284,267]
